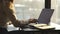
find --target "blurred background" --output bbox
[14,0,60,24]
[7,0,60,31]
[14,0,44,20]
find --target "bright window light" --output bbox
[34,8,38,11]
[24,0,28,1]
[29,8,33,11]
[29,0,33,2]
[37,0,41,1]
[15,4,26,7]
[24,0,33,2]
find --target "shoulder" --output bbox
[10,0,14,2]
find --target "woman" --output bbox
[0,0,37,29]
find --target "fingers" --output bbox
[28,19,38,23]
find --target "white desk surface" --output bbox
[7,22,60,31]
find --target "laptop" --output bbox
[28,8,55,30]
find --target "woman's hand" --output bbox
[28,18,38,23]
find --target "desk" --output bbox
[8,23,60,34]
[50,22,60,30]
[7,22,60,31]
[8,30,59,34]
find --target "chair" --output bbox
[38,8,54,25]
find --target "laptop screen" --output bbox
[38,8,54,24]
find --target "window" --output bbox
[14,0,45,20]
[55,0,60,23]
[51,0,60,24]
